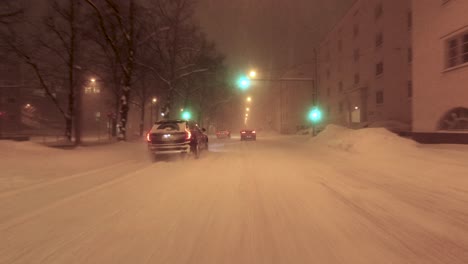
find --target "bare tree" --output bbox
[1,0,82,143]
[136,0,211,119]
[84,0,138,140]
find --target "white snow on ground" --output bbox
[0,127,468,264]
[0,140,148,192]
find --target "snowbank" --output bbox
[312,124,418,154]
[367,120,411,132]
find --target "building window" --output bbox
[407,81,413,98]
[376,62,384,76]
[376,91,384,104]
[375,3,383,20]
[408,11,412,31]
[375,32,383,47]
[353,24,359,38]
[354,73,360,85]
[408,48,413,63]
[446,32,468,68]
[354,49,360,62]
[339,81,343,92]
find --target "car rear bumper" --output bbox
[241,136,256,140]
[148,142,191,155]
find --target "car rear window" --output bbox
[155,122,185,132]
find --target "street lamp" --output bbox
[91,78,96,83]
[249,70,257,78]
[246,96,252,102]
[246,107,250,112]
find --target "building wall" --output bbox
[318,0,412,130]
[272,64,315,134]
[413,0,468,132]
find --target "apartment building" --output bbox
[318,0,412,131]
[412,0,468,138]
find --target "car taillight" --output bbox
[185,128,192,140]
[241,131,246,134]
[146,132,151,142]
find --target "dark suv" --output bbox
[146,120,208,160]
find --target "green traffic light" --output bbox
[181,111,191,120]
[308,107,322,123]
[237,76,251,90]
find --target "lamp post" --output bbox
[151,97,157,126]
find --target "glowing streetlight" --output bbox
[246,107,250,112]
[246,96,252,102]
[152,97,157,104]
[91,78,96,83]
[249,70,257,78]
[180,108,184,112]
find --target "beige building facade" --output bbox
[318,0,412,131]
[413,0,468,133]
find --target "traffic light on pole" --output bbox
[181,110,192,120]
[237,75,251,90]
[308,107,322,123]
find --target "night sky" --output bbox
[195,0,355,73]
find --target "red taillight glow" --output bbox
[241,131,246,134]
[252,131,256,134]
[146,132,151,142]
[185,128,192,140]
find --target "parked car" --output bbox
[146,120,208,160]
[216,129,231,139]
[240,129,256,141]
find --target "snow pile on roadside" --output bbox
[0,140,62,157]
[367,119,411,132]
[312,124,418,154]
[257,129,281,137]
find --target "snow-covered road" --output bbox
[1,130,468,264]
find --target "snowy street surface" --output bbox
[1,126,468,264]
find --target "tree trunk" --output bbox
[139,102,145,136]
[65,116,72,141]
[118,84,130,140]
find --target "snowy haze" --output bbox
[195,0,355,71]
[1,127,468,263]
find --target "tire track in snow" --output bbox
[0,161,151,231]
[0,160,134,199]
